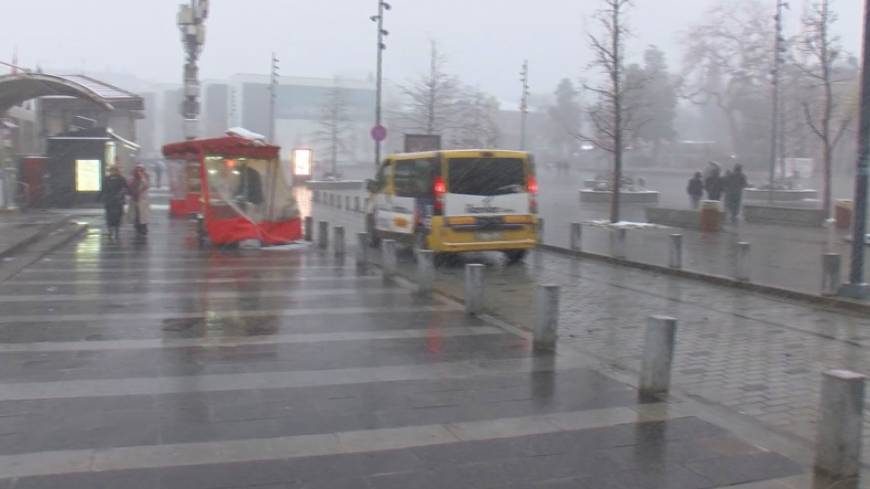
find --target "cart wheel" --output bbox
[196,215,207,248]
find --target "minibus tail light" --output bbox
[433,176,446,215]
[528,176,538,213]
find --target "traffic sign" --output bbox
[371,124,387,142]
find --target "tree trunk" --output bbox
[609,1,622,224]
[611,143,622,223]
[723,110,740,161]
[823,141,832,219]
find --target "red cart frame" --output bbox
[162,136,302,246]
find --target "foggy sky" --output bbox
[2,0,864,104]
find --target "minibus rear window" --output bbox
[448,158,526,196]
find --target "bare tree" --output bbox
[682,0,774,162]
[582,0,636,223]
[797,0,854,218]
[548,79,582,159]
[398,41,460,137]
[451,87,501,149]
[313,81,352,177]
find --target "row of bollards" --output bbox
[567,223,846,294]
[306,219,348,257]
[313,191,365,214]
[313,217,865,480]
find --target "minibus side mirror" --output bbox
[366,179,377,193]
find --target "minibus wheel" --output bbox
[504,250,527,264]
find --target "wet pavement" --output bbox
[0,203,830,487]
[312,192,870,481]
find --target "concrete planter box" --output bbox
[579,190,660,204]
[744,188,818,202]
[646,207,700,230]
[743,205,826,227]
[305,180,365,191]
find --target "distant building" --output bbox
[494,106,549,156]
[201,74,376,173]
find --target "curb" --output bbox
[0,218,69,260]
[51,222,90,252]
[539,243,870,315]
[0,223,89,284]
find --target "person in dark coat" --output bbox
[724,164,749,223]
[98,166,128,241]
[704,166,723,201]
[687,172,704,209]
[235,165,264,207]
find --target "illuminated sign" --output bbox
[293,149,313,176]
[75,160,102,192]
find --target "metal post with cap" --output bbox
[841,0,870,299]
[371,0,391,167]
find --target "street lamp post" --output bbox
[269,53,279,144]
[767,0,787,204]
[519,60,530,151]
[371,1,391,166]
[841,0,870,299]
[177,0,209,141]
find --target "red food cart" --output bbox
[162,136,302,246]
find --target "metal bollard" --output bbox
[464,264,484,315]
[417,250,435,294]
[534,285,560,350]
[570,223,582,252]
[610,228,627,259]
[382,239,397,278]
[304,216,313,242]
[639,316,678,397]
[318,221,329,249]
[668,234,683,269]
[815,369,866,478]
[735,242,751,281]
[356,233,369,268]
[333,226,346,255]
[821,253,842,296]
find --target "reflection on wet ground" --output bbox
[0,208,826,488]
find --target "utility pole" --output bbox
[269,53,279,143]
[767,0,787,203]
[519,60,530,150]
[177,0,209,140]
[841,0,870,299]
[371,1,391,166]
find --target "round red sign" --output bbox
[371,124,388,142]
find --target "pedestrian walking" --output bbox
[687,171,704,209]
[723,164,749,223]
[98,166,128,242]
[704,163,723,201]
[129,165,151,237]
